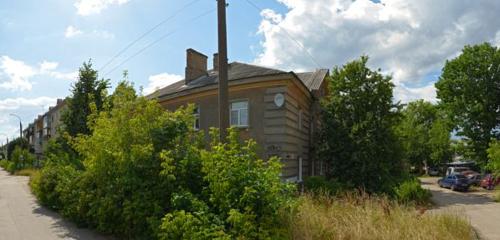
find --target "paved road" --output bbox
[421,177,500,240]
[0,168,109,240]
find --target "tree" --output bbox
[62,60,109,137]
[487,140,500,176]
[397,100,452,172]
[436,43,500,165]
[318,56,404,193]
[6,137,29,161]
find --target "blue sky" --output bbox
[1,0,499,140]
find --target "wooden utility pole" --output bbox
[217,0,229,141]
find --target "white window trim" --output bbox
[230,100,249,128]
[193,105,200,130]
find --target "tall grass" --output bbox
[494,190,500,203]
[283,193,474,240]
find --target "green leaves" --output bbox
[319,56,404,193]
[397,100,452,170]
[436,43,500,165]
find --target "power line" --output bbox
[102,8,216,78]
[244,0,323,69]
[99,0,202,72]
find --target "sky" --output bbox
[0,0,499,140]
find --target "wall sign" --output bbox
[274,93,285,108]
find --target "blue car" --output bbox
[438,174,470,191]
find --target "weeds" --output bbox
[283,193,474,240]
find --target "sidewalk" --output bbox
[0,168,109,240]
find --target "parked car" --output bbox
[479,174,500,190]
[467,173,482,186]
[438,174,470,191]
[445,166,470,176]
[427,167,440,176]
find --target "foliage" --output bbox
[393,178,431,205]
[397,100,452,171]
[159,129,294,239]
[487,140,500,176]
[5,146,36,173]
[283,193,474,240]
[33,81,292,239]
[318,56,404,193]
[0,159,10,170]
[62,60,109,138]
[15,168,38,177]
[436,43,500,165]
[6,137,29,161]
[303,176,345,195]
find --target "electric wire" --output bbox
[102,8,216,77]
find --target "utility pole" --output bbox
[217,0,229,141]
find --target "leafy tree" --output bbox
[33,81,293,239]
[62,60,109,137]
[318,56,404,193]
[397,100,452,172]
[6,137,29,161]
[487,140,500,176]
[436,43,500,165]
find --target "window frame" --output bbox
[193,105,200,130]
[230,99,249,128]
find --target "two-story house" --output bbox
[150,49,329,182]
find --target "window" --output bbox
[230,100,248,127]
[193,106,200,130]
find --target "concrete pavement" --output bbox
[0,168,109,240]
[421,177,500,240]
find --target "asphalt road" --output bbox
[0,168,109,240]
[421,177,500,240]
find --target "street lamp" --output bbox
[9,113,22,140]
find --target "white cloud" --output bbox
[0,56,36,91]
[144,73,182,95]
[74,0,130,16]
[255,0,500,102]
[0,56,77,91]
[64,25,83,38]
[0,97,58,140]
[0,97,57,111]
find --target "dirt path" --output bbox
[421,177,500,240]
[0,168,109,240]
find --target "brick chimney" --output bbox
[213,53,219,71]
[185,48,207,84]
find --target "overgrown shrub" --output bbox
[8,146,35,173]
[158,129,294,239]
[304,176,345,195]
[32,82,293,239]
[394,178,431,205]
[0,159,9,169]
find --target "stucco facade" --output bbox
[152,49,328,182]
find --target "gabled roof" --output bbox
[151,62,328,100]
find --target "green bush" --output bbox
[394,178,431,205]
[158,129,294,239]
[8,146,35,173]
[304,176,345,195]
[32,83,293,239]
[0,159,9,169]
